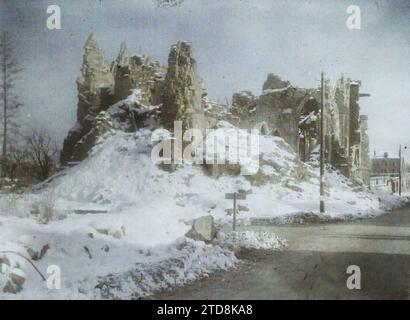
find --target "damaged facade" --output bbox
[61,36,370,184]
[61,34,166,164]
[218,73,371,184]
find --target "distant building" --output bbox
[372,152,400,175]
[370,152,408,193]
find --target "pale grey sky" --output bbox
[1,0,410,156]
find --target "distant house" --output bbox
[370,152,408,193]
[372,152,401,175]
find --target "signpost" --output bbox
[225,192,246,231]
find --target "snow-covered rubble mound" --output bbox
[49,125,402,221]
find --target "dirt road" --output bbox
[155,205,410,299]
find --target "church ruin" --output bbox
[61,36,371,184]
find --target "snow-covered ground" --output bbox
[217,231,287,250]
[0,124,406,299]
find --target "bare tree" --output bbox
[8,147,30,180]
[0,32,22,175]
[25,129,58,181]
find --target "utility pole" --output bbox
[320,72,325,213]
[399,144,402,196]
[399,145,407,195]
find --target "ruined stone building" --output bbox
[217,74,371,184]
[61,34,166,164]
[61,35,371,184]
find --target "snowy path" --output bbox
[154,205,410,299]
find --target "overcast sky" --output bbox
[1,0,410,156]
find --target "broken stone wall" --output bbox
[61,35,166,165]
[349,82,361,147]
[226,73,370,184]
[112,44,166,105]
[230,74,310,151]
[359,115,370,184]
[61,34,114,165]
[76,34,114,121]
[161,41,207,132]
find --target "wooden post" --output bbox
[399,144,402,196]
[225,192,246,231]
[320,72,325,213]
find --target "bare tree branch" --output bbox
[24,129,59,181]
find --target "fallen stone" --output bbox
[0,254,10,268]
[10,268,26,287]
[95,228,109,235]
[3,280,20,294]
[225,208,234,216]
[186,215,216,242]
[108,226,126,239]
[93,225,126,239]
[3,268,26,294]
[26,244,50,261]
